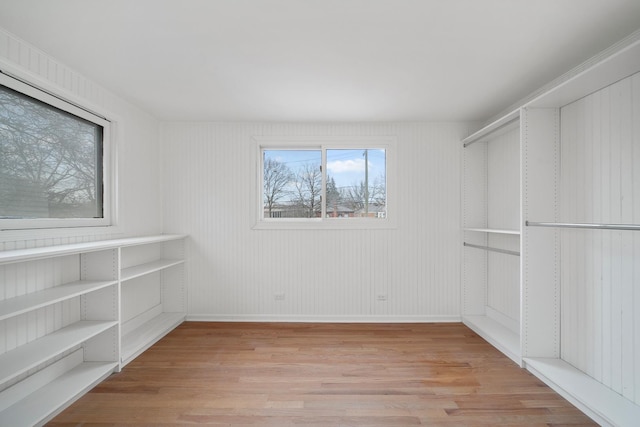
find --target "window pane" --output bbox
[326,149,386,218]
[263,149,321,218]
[0,85,103,219]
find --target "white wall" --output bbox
[559,72,640,404]
[487,127,520,328]
[0,28,164,386]
[0,28,163,249]
[162,122,469,321]
[0,26,470,324]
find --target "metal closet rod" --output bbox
[526,221,640,231]
[463,242,520,256]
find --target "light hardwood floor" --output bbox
[49,322,596,426]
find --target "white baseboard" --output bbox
[186,314,461,323]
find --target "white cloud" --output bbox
[327,158,367,173]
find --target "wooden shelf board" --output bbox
[463,315,522,366]
[464,227,521,235]
[120,259,184,282]
[0,320,118,385]
[0,280,117,321]
[121,312,185,366]
[525,357,640,427]
[0,234,186,265]
[0,361,117,426]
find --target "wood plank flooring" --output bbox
[49,322,597,426]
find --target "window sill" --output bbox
[252,219,397,230]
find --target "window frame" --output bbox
[0,71,113,230]
[254,136,397,230]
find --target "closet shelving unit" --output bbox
[462,109,522,366]
[0,234,186,426]
[463,30,640,426]
[119,235,186,366]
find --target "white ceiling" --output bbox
[1,0,639,122]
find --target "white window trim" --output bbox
[0,70,114,231]
[253,136,397,230]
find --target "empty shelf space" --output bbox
[525,357,640,427]
[0,320,118,385]
[120,259,184,282]
[121,312,185,365]
[464,227,520,235]
[0,280,118,321]
[463,315,521,366]
[0,361,117,426]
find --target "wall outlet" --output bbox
[274,293,285,301]
[376,294,388,301]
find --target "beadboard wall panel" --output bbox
[486,127,520,325]
[559,72,640,404]
[462,142,487,316]
[487,127,520,231]
[162,122,468,320]
[486,234,520,327]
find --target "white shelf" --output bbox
[463,227,520,235]
[121,259,184,282]
[463,315,521,366]
[525,357,640,427]
[0,361,117,426]
[527,31,640,110]
[0,280,117,321]
[0,234,186,424]
[0,234,186,265]
[0,320,118,385]
[121,312,185,366]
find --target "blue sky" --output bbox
[264,148,385,193]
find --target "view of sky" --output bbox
[264,148,386,196]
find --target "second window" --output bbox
[261,144,388,221]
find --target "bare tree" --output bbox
[371,173,386,206]
[344,181,366,212]
[343,172,386,215]
[263,157,292,217]
[0,86,102,218]
[293,162,322,218]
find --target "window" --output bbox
[256,137,395,229]
[0,72,111,229]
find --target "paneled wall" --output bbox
[0,28,163,372]
[559,72,640,404]
[486,127,520,326]
[0,28,163,247]
[162,122,468,320]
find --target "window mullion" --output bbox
[321,147,327,219]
